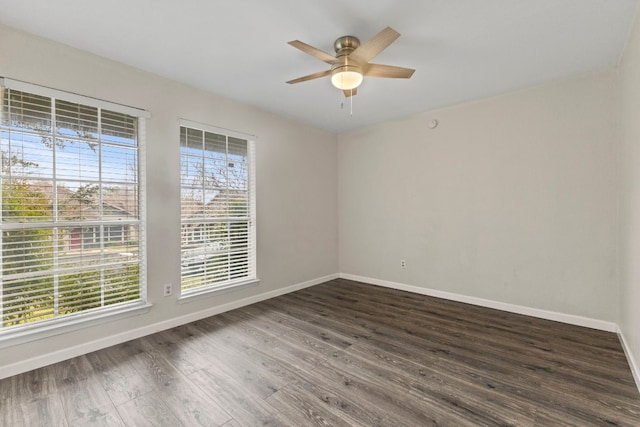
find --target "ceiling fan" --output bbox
[286,27,415,97]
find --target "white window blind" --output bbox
[0,79,148,333]
[179,120,256,295]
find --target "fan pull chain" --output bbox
[350,89,353,116]
[339,91,354,117]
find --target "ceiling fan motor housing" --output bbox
[334,35,360,54]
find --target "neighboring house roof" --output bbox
[25,180,137,221]
[181,188,247,219]
[102,186,138,218]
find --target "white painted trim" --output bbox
[618,327,640,394]
[0,303,151,350]
[339,273,618,333]
[178,279,260,303]
[0,77,151,118]
[178,118,256,140]
[0,273,338,380]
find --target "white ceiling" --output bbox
[1,0,637,133]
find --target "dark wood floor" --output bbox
[1,278,639,426]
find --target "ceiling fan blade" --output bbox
[288,40,336,64]
[286,69,331,84]
[343,88,358,97]
[349,27,400,63]
[365,63,415,79]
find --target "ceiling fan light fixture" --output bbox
[331,65,363,90]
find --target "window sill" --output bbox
[178,278,260,304]
[0,302,152,349]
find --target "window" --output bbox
[180,120,256,296]
[0,78,148,336]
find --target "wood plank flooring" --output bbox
[1,278,639,426]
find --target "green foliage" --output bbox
[1,181,53,275]
[105,263,140,302]
[2,180,52,221]
[57,264,139,315]
[1,276,55,327]
[1,181,139,327]
[58,270,102,314]
[70,183,99,206]
[2,181,54,326]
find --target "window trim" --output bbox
[0,78,151,119]
[0,302,152,349]
[178,118,257,301]
[0,77,150,344]
[178,278,260,303]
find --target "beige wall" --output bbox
[618,7,640,385]
[339,70,618,322]
[0,24,339,373]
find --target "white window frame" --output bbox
[178,119,258,302]
[0,78,151,348]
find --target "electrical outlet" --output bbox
[163,283,172,297]
[400,259,406,269]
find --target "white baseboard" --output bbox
[0,273,338,380]
[618,328,640,394]
[339,273,619,333]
